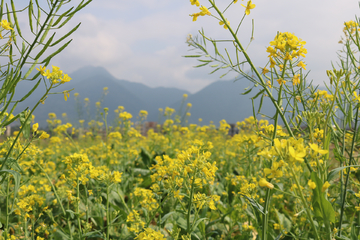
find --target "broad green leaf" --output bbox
[311,172,335,223]
[161,211,176,224]
[192,217,207,232]
[140,147,151,167]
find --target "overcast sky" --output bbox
[49,0,360,93]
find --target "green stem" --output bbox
[76,178,82,239]
[261,187,271,240]
[0,82,54,171]
[338,96,360,236]
[290,168,320,240]
[187,176,196,234]
[208,0,294,138]
[5,175,10,240]
[67,202,73,240]
[35,162,66,216]
[106,184,110,240]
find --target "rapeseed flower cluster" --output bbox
[266,32,307,70]
[37,65,71,85]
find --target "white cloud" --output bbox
[50,0,360,93]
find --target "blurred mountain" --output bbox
[11,65,286,128]
[170,78,275,125]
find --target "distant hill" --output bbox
[11,65,308,128]
[170,78,275,125]
[12,66,190,127]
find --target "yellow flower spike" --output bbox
[308,179,316,189]
[241,0,255,15]
[258,178,274,189]
[322,181,330,192]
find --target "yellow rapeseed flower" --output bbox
[308,179,316,189]
[190,0,200,7]
[258,178,274,189]
[322,181,330,192]
[297,61,306,70]
[1,19,13,30]
[241,0,255,15]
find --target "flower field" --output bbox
[2,0,360,239]
[0,101,358,239]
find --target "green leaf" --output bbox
[41,39,72,65]
[28,1,33,33]
[183,55,202,58]
[192,217,207,232]
[133,168,150,176]
[351,222,359,240]
[50,22,81,47]
[39,17,53,44]
[52,6,74,27]
[160,211,176,224]
[140,147,152,167]
[11,0,21,37]
[19,79,41,102]
[209,67,220,74]
[23,60,38,79]
[310,172,335,223]
[173,214,187,231]
[35,33,55,60]
[327,165,360,182]
[219,72,228,78]
[241,87,252,95]
[194,62,209,68]
[66,210,75,219]
[239,193,264,214]
[275,210,292,231]
[0,170,21,213]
